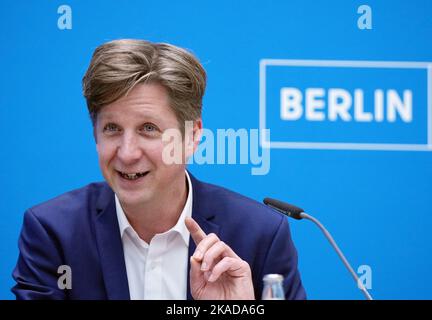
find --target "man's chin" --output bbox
[116,190,153,209]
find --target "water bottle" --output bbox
[262,274,285,300]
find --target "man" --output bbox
[12,39,306,300]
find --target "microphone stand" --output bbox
[300,212,373,300]
[264,199,373,300]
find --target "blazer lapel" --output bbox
[93,183,130,300]
[186,173,221,300]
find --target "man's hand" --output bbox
[185,217,255,300]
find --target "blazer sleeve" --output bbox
[11,209,67,300]
[260,216,307,300]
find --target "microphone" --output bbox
[263,197,373,300]
[263,197,304,220]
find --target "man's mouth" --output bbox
[117,170,150,181]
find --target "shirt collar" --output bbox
[115,170,193,246]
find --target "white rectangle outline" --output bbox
[259,59,432,151]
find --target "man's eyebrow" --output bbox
[98,112,162,122]
[97,113,115,121]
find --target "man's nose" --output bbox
[117,133,142,164]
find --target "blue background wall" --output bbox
[1,0,431,299]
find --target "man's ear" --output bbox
[192,119,202,153]
[184,119,202,159]
[93,125,98,144]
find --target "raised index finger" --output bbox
[185,216,207,245]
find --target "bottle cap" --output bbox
[263,274,284,282]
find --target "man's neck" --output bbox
[121,173,188,244]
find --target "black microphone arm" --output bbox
[263,197,373,300]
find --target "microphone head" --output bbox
[263,197,305,220]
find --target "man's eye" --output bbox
[141,123,158,132]
[103,123,119,132]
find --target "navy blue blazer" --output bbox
[12,173,306,300]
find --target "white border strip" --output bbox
[260,59,432,69]
[428,65,432,148]
[259,59,432,151]
[259,59,267,146]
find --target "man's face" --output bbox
[95,83,194,209]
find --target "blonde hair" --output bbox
[82,39,206,134]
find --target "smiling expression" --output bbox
[95,83,192,209]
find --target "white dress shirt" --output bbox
[115,171,192,300]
